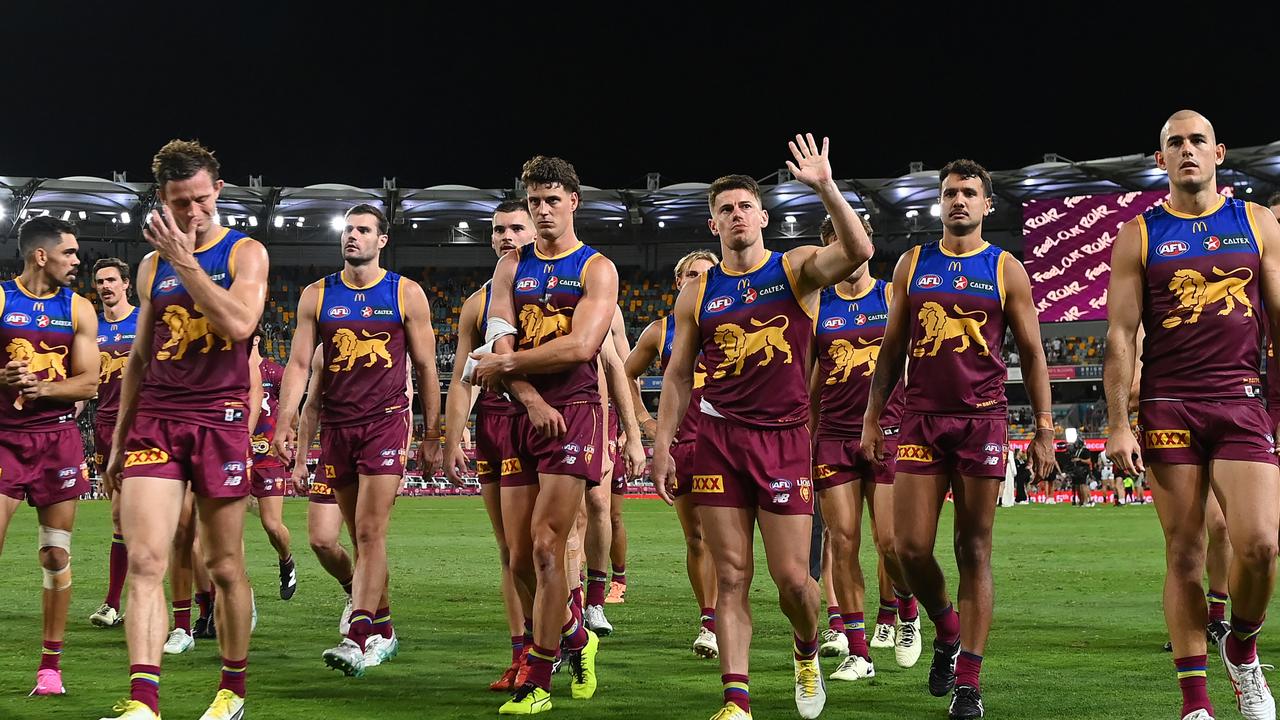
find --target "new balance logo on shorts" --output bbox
[692,475,724,493]
[124,448,170,467]
[897,444,934,462]
[1145,430,1192,449]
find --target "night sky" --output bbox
[5,6,1273,189]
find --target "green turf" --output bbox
[0,498,1273,719]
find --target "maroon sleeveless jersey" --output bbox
[696,251,814,429]
[137,229,253,429]
[815,279,905,440]
[0,279,78,431]
[655,313,706,444]
[475,281,519,416]
[903,241,1009,417]
[95,306,139,426]
[1139,197,1264,402]
[252,358,284,468]
[316,269,410,428]
[510,241,603,407]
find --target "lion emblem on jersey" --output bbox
[826,337,881,384]
[6,338,68,380]
[99,351,128,383]
[519,304,572,348]
[329,328,394,372]
[1162,266,1254,329]
[157,306,232,360]
[913,302,990,358]
[711,315,792,379]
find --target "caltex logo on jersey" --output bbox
[742,287,758,304]
[1156,240,1189,257]
[328,306,351,319]
[547,276,559,290]
[516,277,540,292]
[4,312,31,326]
[704,296,734,313]
[36,315,50,328]
[821,317,846,330]
[1203,236,1221,251]
[916,274,942,289]
[361,306,373,318]
[953,276,969,290]
[855,314,868,325]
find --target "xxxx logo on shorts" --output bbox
[897,444,934,462]
[1145,430,1191,449]
[475,460,492,476]
[324,464,337,479]
[692,475,724,493]
[124,448,170,467]
[500,458,523,476]
[814,464,838,480]
[311,481,333,496]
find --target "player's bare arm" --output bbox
[401,277,443,473]
[290,346,325,493]
[861,250,913,464]
[624,320,662,440]
[444,290,484,485]
[274,282,323,462]
[246,353,263,434]
[1002,253,1056,480]
[652,279,700,505]
[1103,220,1146,476]
[785,133,875,299]
[1250,202,1280,443]
[143,211,268,342]
[104,255,157,493]
[601,330,645,479]
[18,294,99,404]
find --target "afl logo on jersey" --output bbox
[156,277,181,294]
[916,274,942,289]
[516,277,540,292]
[821,316,846,330]
[1157,240,1189,257]
[328,306,352,319]
[704,296,734,314]
[4,312,31,326]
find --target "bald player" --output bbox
[1,216,100,698]
[653,134,874,720]
[1106,110,1280,720]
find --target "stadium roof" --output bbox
[2,141,1276,254]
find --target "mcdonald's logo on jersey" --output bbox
[948,261,962,273]
[1191,220,1209,234]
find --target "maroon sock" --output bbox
[510,635,524,664]
[842,612,868,659]
[826,605,845,633]
[1226,613,1264,665]
[570,586,584,616]
[876,598,898,628]
[105,533,128,610]
[525,644,557,691]
[610,563,626,585]
[172,599,192,634]
[39,640,62,671]
[1207,591,1228,623]
[722,673,750,712]
[219,657,247,697]
[194,591,212,621]
[586,569,608,606]
[130,664,161,715]
[373,606,393,639]
[1175,655,1212,717]
[793,632,819,661]
[894,588,919,622]
[701,607,716,633]
[928,603,961,645]
[562,613,588,652]
[955,650,982,689]
[346,609,374,650]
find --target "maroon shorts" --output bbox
[814,429,900,491]
[1139,400,1278,466]
[308,474,337,504]
[93,420,114,471]
[1268,404,1280,441]
[692,413,813,515]
[0,425,89,507]
[320,412,412,489]
[120,415,252,499]
[670,441,697,498]
[476,411,534,486]
[895,412,1007,479]
[510,402,603,487]
[251,463,288,498]
[607,407,623,493]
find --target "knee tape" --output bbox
[43,564,72,591]
[38,526,71,553]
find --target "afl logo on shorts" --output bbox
[984,443,1000,454]
[328,306,351,319]
[821,317,845,330]
[223,461,246,473]
[916,274,942,289]
[1156,240,1189,257]
[4,312,31,326]
[704,296,734,314]
[516,277,540,292]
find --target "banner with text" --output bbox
[1021,187,1234,322]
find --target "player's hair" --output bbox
[939,159,993,198]
[345,203,389,236]
[819,215,874,245]
[152,139,221,186]
[493,199,532,218]
[674,250,719,279]
[521,156,581,195]
[93,257,131,284]
[251,323,266,347]
[17,216,77,257]
[707,174,763,212]
[1267,191,1280,208]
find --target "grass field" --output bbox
[1,497,1277,720]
